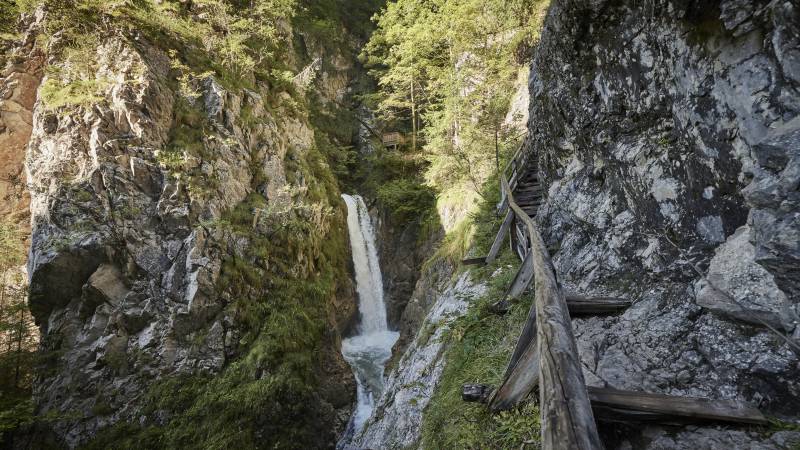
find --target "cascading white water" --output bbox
[340,194,399,438]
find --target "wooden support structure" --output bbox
[488,294,630,411]
[506,251,533,299]
[564,293,631,315]
[587,388,768,426]
[501,177,602,450]
[464,141,766,444]
[487,210,513,264]
[461,256,487,266]
[465,384,767,426]
[460,210,514,267]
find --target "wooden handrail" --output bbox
[499,177,602,450]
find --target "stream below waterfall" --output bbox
[339,194,399,444]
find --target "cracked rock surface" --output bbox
[528,0,800,447]
[19,25,357,447]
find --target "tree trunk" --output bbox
[14,301,24,387]
[411,72,417,152]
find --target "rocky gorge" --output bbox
[0,0,799,449]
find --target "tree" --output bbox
[0,219,35,445]
[363,0,549,200]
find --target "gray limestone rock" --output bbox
[524,0,800,446]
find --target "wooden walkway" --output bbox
[460,143,767,449]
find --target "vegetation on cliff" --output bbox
[0,220,36,441]
[0,0,383,447]
[4,0,547,447]
[362,0,548,222]
[419,188,543,449]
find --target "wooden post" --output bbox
[410,72,417,153]
[502,177,602,450]
[490,295,630,411]
[486,210,513,265]
[506,251,533,299]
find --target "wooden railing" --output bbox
[496,176,603,450]
[498,142,533,215]
[464,142,768,441]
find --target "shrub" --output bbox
[376,178,436,225]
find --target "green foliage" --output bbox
[376,178,436,225]
[0,220,36,447]
[0,0,19,37]
[28,0,301,110]
[0,221,24,271]
[364,0,549,219]
[421,250,540,448]
[420,181,541,448]
[296,0,385,41]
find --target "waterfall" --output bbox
[339,194,399,441]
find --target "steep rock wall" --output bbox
[374,206,442,332]
[15,12,362,448]
[529,0,799,447]
[352,271,486,448]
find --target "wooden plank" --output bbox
[503,177,602,450]
[588,387,768,425]
[486,210,513,265]
[504,294,538,377]
[489,295,631,317]
[469,385,768,427]
[489,295,631,411]
[490,324,540,412]
[461,256,487,266]
[564,293,631,315]
[506,250,533,299]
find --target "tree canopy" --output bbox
[363,0,548,203]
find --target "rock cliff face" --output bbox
[528,0,799,446]
[352,271,485,448]
[12,11,361,448]
[373,207,442,332]
[0,12,44,236]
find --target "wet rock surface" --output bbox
[528,0,800,446]
[352,271,486,449]
[373,206,442,333]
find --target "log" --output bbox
[461,256,487,266]
[468,384,768,427]
[486,210,514,265]
[503,177,602,450]
[588,387,768,425]
[462,384,494,403]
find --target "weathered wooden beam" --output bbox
[491,294,631,317]
[587,387,768,425]
[490,334,540,412]
[461,210,514,267]
[564,293,631,315]
[506,251,533,299]
[486,210,514,265]
[502,177,602,450]
[466,384,768,427]
[461,256,487,266]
